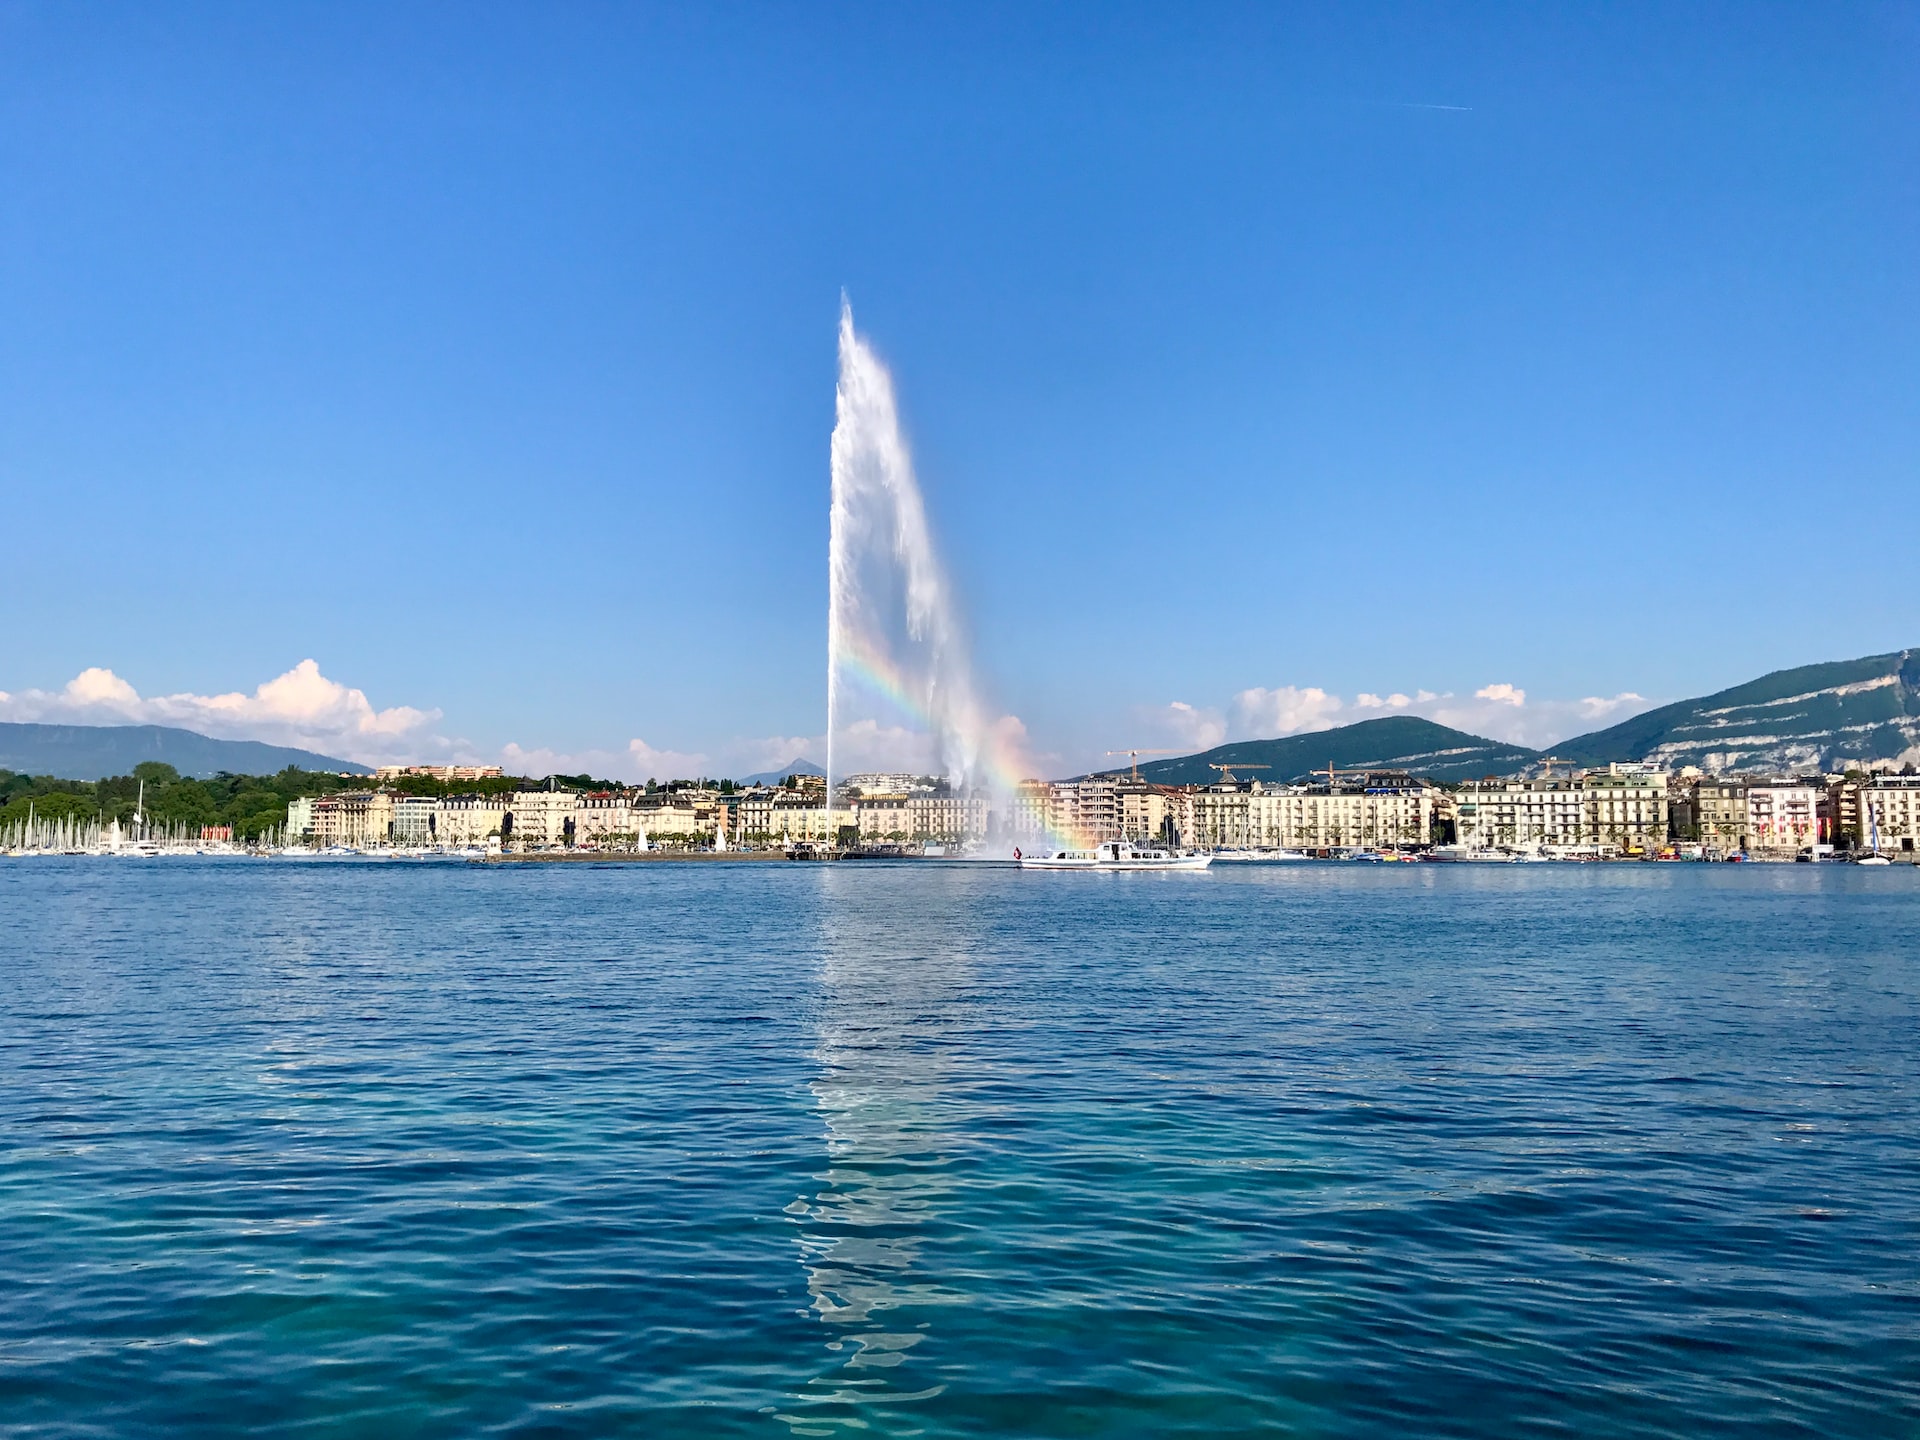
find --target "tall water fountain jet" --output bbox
[826,300,999,824]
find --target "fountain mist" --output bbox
[826,300,998,817]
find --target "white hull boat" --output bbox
[1019,842,1211,871]
[1424,846,1515,863]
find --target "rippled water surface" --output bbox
[2,859,1918,1437]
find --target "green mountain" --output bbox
[0,722,369,780]
[1555,648,1920,773]
[1128,716,1540,786]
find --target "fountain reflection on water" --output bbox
[777,870,994,1435]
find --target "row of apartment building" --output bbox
[285,778,987,850]
[287,768,1920,856]
[1026,766,1920,855]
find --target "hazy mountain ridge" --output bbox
[1128,717,1541,786]
[739,759,825,786]
[0,723,369,780]
[1554,649,1920,773]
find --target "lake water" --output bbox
[2,859,1916,1437]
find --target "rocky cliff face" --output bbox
[1558,650,1920,773]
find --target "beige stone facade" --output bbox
[1456,765,1667,852]
[311,789,396,847]
[1253,782,1437,850]
[509,790,576,849]
[1454,780,1591,849]
[1693,779,1748,853]
[436,795,509,845]
[573,793,640,847]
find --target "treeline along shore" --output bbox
[0,762,754,849]
[1,763,350,840]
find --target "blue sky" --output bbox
[2,2,1916,777]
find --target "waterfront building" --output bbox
[1745,782,1819,856]
[632,789,728,845]
[1861,774,1920,854]
[732,787,833,845]
[1582,764,1668,853]
[311,789,397,848]
[1665,770,1700,840]
[1115,783,1183,845]
[1049,777,1120,844]
[842,787,987,844]
[730,789,779,846]
[906,791,989,845]
[1008,781,1050,842]
[509,790,577,849]
[1189,784,1255,849]
[1693,778,1749,853]
[437,794,509,846]
[286,795,316,841]
[762,793,834,843]
[392,796,439,845]
[1822,775,1860,848]
[573,792,639,848]
[720,779,834,845]
[852,788,912,840]
[1259,775,1439,851]
[1456,764,1665,852]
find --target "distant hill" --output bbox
[0,722,369,780]
[1554,648,1920,773]
[738,758,825,786]
[1128,716,1541,786]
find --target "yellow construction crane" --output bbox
[1209,761,1271,785]
[1537,755,1569,780]
[1105,749,1176,782]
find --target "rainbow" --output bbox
[829,626,1103,850]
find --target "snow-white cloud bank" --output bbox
[0,660,833,782]
[0,661,442,764]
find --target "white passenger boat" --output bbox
[1423,846,1515,863]
[1212,848,1308,863]
[1018,842,1211,871]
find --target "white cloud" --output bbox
[1576,692,1646,722]
[0,660,441,764]
[1419,687,1651,749]
[816,718,938,775]
[626,737,711,778]
[1140,700,1228,753]
[1230,685,1344,738]
[493,737,714,784]
[1134,676,1663,757]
